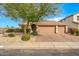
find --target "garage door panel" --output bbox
[38,26,56,34]
[58,26,65,34]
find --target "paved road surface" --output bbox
[0,49,79,56]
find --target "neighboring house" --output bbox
[59,13,79,29]
[20,21,68,34]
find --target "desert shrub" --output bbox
[26,29,31,33]
[15,28,23,33]
[69,28,77,34]
[76,29,79,36]
[15,28,20,32]
[31,24,37,32]
[8,33,15,37]
[31,31,38,36]
[15,28,31,33]
[6,28,15,33]
[21,34,30,41]
[31,24,38,36]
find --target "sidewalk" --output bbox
[0,42,79,50]
[0,42,79,55]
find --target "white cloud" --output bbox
[46,17,64,21]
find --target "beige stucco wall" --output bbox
[73,13,79,22]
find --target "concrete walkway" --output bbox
[0,42,79,55]
[0,42,79,49]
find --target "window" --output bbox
[77,16,79,21]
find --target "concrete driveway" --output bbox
[35,33,79,42]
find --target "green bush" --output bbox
[21,34,30,41]
[26,29,31,33]
[31,31,38,36]
[15,28,30,33]
[8,33,15,37]
[76,30,79,36]
[6,28,15,33]
[15,28,23,33]
[15,28,20,32]
[69,28,77,34]
[31,24,37,32]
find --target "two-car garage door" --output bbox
[38,25,66,34]
[38,26,56,34]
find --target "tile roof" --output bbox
[33,21,67,25]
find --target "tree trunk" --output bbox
[27,21,29,29]
[24,28,26,34]
[23,21,29,34]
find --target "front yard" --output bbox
[0,33,79,47]
[0,33,79,44]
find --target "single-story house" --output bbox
[0,28,7,34]
[59,13,79,29]
[20,21,68,34]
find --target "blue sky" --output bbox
[46,3,79,21]
[0,3,79,28]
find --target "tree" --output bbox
[0,3,59,35]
